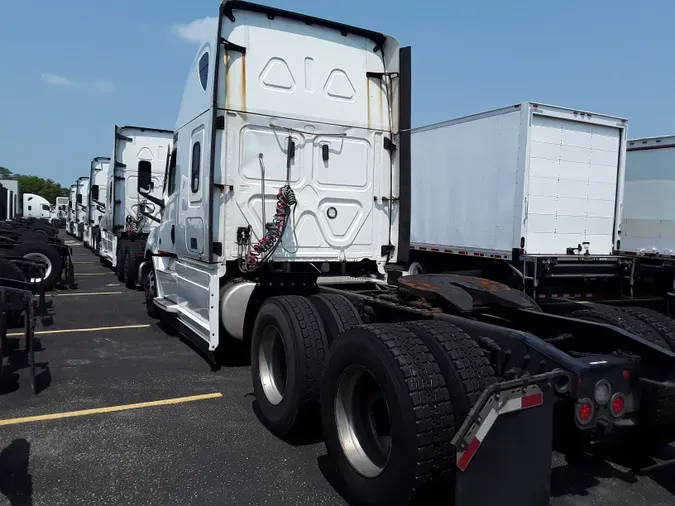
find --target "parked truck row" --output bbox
[60,2,675,504]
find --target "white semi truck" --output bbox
[85,156,111,252]
[51,196,69,228]
[74,176,89,241]
[66,184,77,235]
[621,135,675,305]
[22,194,52,220]
[98,125,171,288]
[408,102,632,302]
[137,3,675,505]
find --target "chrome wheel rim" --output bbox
[335,365,391,478]
[258,325,287,406]
[23,252,52,283]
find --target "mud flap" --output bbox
[452,371,564,506]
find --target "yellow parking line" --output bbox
[0,393,223,427]
[7,323,150,337]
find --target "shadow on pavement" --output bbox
[0,439,33,506]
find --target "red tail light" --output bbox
[611,393,626,417]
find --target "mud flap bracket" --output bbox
[452,370,566,506]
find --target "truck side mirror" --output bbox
[91,185,99,201]
[138,160,153,194]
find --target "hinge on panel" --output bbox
[114,161,126,168]
[115,200,122,204]
[114,176,125,181]
[215,115,225,130]
[381,196,400,202]
[366,71,400,79]
[384,137,397,152]
[220,37,246,55]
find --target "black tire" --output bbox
[0,257,27,315]
[568,303,669,349]
[251,295,328,439]
[116,244,126,282]
[401,320,496,423]
[124,243,140,289]
[321,324,454,506]
[13,242,63,291]
[617,307,675,351]
[144,268,159,318]
[307,293,362,345]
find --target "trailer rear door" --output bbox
[525,113,621,255]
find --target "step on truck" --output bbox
[66,184,76,236]
[140,3,675,505]
[621,135,675,311]
[99,125,171,289]
[85,156,111,252]
[74,176,89,241]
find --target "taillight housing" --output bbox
[575,399,594,425]
[611,393,626,418]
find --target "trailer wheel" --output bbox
[401,320,496,422]
[116,244,126,282]
[617,307,675,351]
[251,295,328,439]
[567,304,669,349]
[307,294,362,345]
[321,324,454,506]
[144,268,159,318]
[14,242,63,291]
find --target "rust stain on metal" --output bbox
[240,54,247,113]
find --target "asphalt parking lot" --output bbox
[0,235,674,506]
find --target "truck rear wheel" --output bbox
[567,303,669,349]
[569,304,675,445]
[14,242,63,291]
[116,244,126,282]
[307,293,362,344]
[124,243,140,289]
[251,295,328,439]
[617,307,675,351]
[321,323,455,506]
[401,320,496,422]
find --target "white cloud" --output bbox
[171,16,217,44]
[41,73,116,93]
[41,73,77,87]
[90,79,116,93]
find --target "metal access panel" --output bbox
[454,383,554,506]
[525,105,625,256]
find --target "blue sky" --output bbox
[0,0,673,187]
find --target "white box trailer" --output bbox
[621,135,675,298]
[409,102,631,300]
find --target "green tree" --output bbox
[0,166,13,180]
